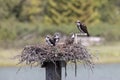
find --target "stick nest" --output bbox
[17,43,94,68]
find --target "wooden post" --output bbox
[42,61,62,80]
[75,33,88,44]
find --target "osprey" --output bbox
[45,35,55,46]
[76,20,90,37]
[53,33,60,43]
[45,33,60,46]
[65,33,75,45]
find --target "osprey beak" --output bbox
[76,20,80,23]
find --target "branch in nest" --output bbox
[17,43,94,67]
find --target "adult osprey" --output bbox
[45,33,60,46]
[76,20,90,37]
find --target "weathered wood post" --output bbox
[42,61,65,80]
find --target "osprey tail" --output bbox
[87,32,90,37]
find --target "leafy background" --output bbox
[0,0,120,48]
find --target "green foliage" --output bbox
[0,0,119,24]
[0,0,19,19]
[43,0,100,24]
[94,0,120,24]
[0,0,120,47]
[0,18,120,48]
[89,23,120,41]
[19,0,43,21]
[0,19,77,47]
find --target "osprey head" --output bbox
[46,35,50,38]
[45,35,53,46]
[54,33,60,38]
[71,33,75,39]
[54,32,60,42]
[76,20,81,26]
[46,35,51,41]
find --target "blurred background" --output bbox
[0,0,120,80]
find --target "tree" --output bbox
[43,0,100,25]
[19,0,43,21]
[0,0,19,19]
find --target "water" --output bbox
[0,63,120,80]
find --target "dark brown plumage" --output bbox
[45,33,60,46]
[76,20,90,37]
[46,35,56,46]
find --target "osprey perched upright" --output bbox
[76,20,90,37]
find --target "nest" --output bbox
[16,42,95,76]
[17,43,94,67]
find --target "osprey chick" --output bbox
[45,35,55,46]
[53,32,60,43]
[45,33,60,46]
[65,33,75,45]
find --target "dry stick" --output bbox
[75,60,77,77]
[65,62,67,78]
[16,43,94,77]
[16,66,22,74]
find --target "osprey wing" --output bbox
[80,24,90,36]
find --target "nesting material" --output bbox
[17,43,94,68]
[16,42,95,76]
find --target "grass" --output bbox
[0,20,120,48]
[0,49,22,67]
[0,42,120,66]
[88,23,120,41]
[89,42,120,63]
